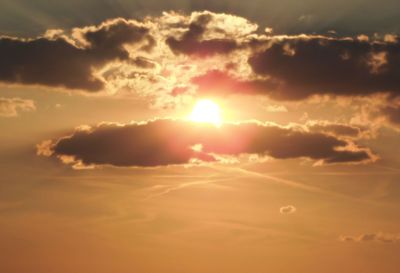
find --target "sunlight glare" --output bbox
[189,99,222,126]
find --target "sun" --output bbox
[189,99,222,127]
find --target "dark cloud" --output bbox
[249,37,400,100]
[166,13,239,57]
[38,119,376,168]
[0,19,152,91]
[192,36,400,101]
[3,12,400,107]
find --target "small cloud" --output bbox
[357,34,369,42]
[0,97,36,117]
[264,105,288,113]
[264,27,273,34]
[384,34,398,43]
[298,14,315,24]
[339,232,400,243]
[280,205,297,214]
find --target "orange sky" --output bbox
[1,4,400,273]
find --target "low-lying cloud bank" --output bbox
[37,119,376,168]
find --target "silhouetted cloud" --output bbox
[0,97,35,117]
[2,11,400,109]
[0,18,152,91]
[2,10,400,135]
[247,36,400,100]
[37,119,376,168]
[166,12,240,57]
[189,35,400,102]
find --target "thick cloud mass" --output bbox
[2,11,400,104]
[2,11,400,132]
[38,119,375,168]
[0,19,151,91]
[248,37,400,100]
[192,36,400,101]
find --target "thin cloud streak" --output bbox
[144,176,233,199]
[214,166,392,207]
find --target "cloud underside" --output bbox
[202,38,400,101]
[1,11,400,102]
[0,19,152,91]
[38,119,375,168]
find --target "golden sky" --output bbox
[1,2,400,273]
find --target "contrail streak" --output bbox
[144,176,232,199]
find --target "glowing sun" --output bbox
[189,99,222,126]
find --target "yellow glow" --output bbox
[189,99,222,126]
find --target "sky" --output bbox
[1,1,400,273]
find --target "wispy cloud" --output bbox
[340,232,400,243]
[280,205,297,214]
[0,97,35,117]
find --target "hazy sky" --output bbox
[1,1,400,273]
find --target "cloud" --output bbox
[0,18,152,91]
[37,119,376,168]
[165,12,242,57]
[381,104,400,126]
[264,105,288,113]
[248,36,400,100]
[306,121,364,138]
[0,97,36,117]
[192,69,276,97]
[346,95,400,131]
[1,11,400,108]
[279,205,296,214]
[190,35,400,102]
[340,232,400,243]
